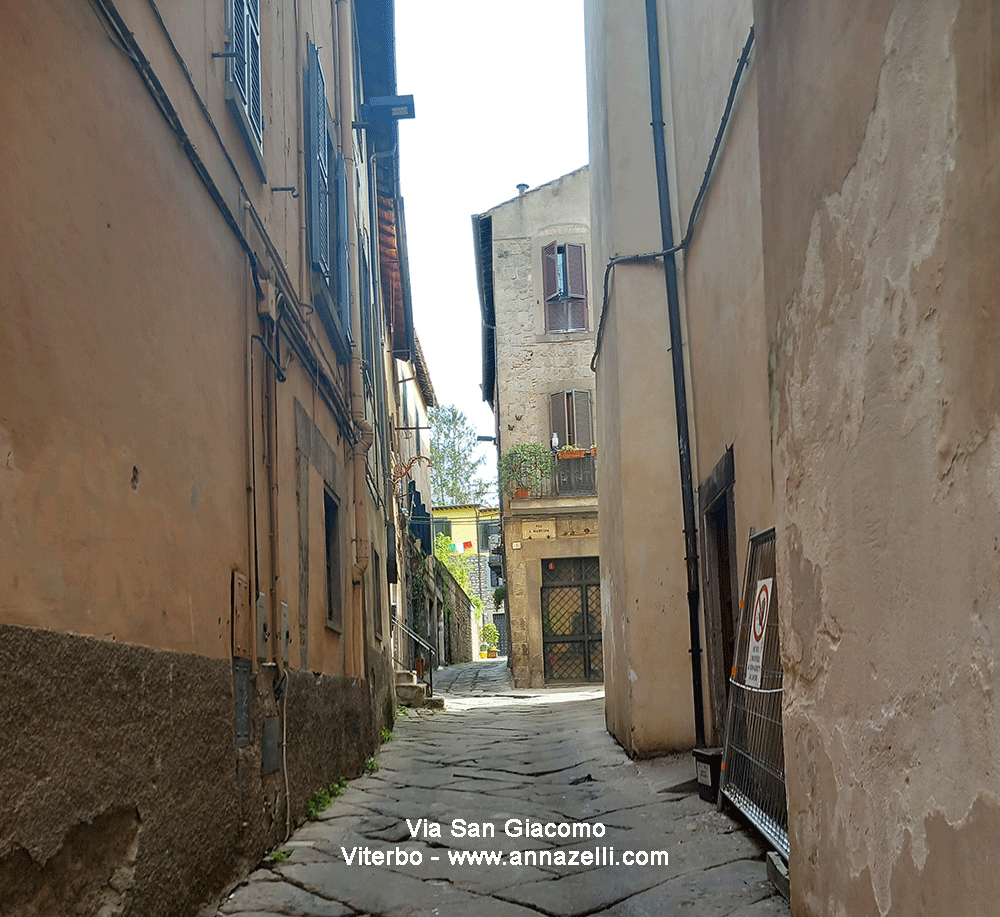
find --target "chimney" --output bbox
[516,183,529,195]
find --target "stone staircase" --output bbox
[394,669,443,709]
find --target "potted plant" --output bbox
[558,444,587,460]
[482,623,500,658]
[499,443,554,498]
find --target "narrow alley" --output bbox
[212,660,788,917]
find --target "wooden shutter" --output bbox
[572,391,594,448]
[545,300,567,333]
[550,392,569,449]
[230,0,247,104]
[569,299,588,332]
[307,44,330,278]
[542,242,558,302]
[565,243,586,300]
[335,151,351,338]
[247,0,262,144]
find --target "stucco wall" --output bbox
[585,0,701,754]
[755,1,1000,913]
[1,1,396,912]
[656,0,775,745]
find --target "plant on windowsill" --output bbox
[557,444,587,460]
[499,443,554,499]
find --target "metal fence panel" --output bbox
[719,527,789,860]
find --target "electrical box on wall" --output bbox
[232,571,252,659]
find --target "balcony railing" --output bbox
[512,453,598,500]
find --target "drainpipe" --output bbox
[336,0,373,679]
[644,0,706,748]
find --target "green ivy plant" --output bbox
[499,443,554,497]
[492,584,507,610]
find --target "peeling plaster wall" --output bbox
[754,1,1000,913]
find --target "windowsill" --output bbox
[535,330,595,344]
[225,85,266,182]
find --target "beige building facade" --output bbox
[587,0,1000,914]
[475,168,602,688]
[586,0,771,757]
[0,0,427,912]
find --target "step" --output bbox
[396,682,427,708]
[395,670,417,686]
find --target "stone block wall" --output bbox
[0,624,388,917]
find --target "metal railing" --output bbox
[719,527,788,860]
[391,612,436,697]
[511,453,598,500]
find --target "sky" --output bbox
[394,0,591,500]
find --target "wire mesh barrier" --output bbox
[541,557,603,681]
[719,527,789,860]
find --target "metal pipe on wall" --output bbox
[644,0,706,748]
[336,0,373,680]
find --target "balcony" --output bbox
[510,453,597,500]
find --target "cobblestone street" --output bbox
[212,660,789,917]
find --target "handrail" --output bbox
[390,613,435,697]
[391,614,436,657]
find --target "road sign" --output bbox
[745,577,773,688]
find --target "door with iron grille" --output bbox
[541,557,602,682]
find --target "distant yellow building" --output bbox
[431,504,505,652]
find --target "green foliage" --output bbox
[481,622,500,650]
[380,726,393,743]
[435,532,472,591]
[306,777,348,820]
[434,532,484,622]
[499,443,554,497]
[265,848,292,862]
[364,757,380,773]
[492,584,507,609]
[428,404,490,505]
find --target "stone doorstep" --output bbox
[395,669,418,686]
[396,682,427,707]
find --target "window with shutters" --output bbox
[305,43,352,352]
[542,242,588,333]
[550,390,595,449]
[324,489,342,632]
[225,0,264,177]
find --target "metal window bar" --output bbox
[718,527,789,861]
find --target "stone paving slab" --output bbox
[209,660,789,917]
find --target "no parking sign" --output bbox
[745,578,773,688]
